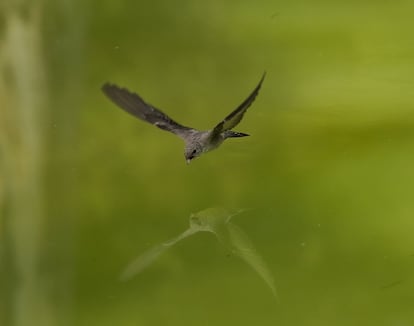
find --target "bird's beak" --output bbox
[186,159,191,165]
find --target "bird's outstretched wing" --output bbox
[212,73,265,136]
[102,83,193,138]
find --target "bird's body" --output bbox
[102,73,265,163]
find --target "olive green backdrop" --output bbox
[1,0,414,325]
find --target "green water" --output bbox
[2,0,414,325]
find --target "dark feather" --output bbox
[212,73,265,136]
[102,83,193,138]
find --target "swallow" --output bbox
[102,73,265,163]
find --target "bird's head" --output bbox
[185,143,203,164]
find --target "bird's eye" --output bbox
[192,149,197,155]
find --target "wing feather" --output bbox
[212,73,265,136]
[102,83,193,138]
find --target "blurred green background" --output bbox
[2,0,414,325]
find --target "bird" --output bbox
[102,73,265,163]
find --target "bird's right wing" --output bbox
[102,83,193,138]
[211,73,265,137]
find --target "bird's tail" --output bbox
[224,130,250,138]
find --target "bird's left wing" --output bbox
[102,83,193,139]
[212,73,265,136]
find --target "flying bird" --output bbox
[102,73,265,163]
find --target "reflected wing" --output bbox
[102,83,193,138]
[120,243,168,281]
[212,73,265,136]
[120,227,198,281]
[227,221,278,299]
